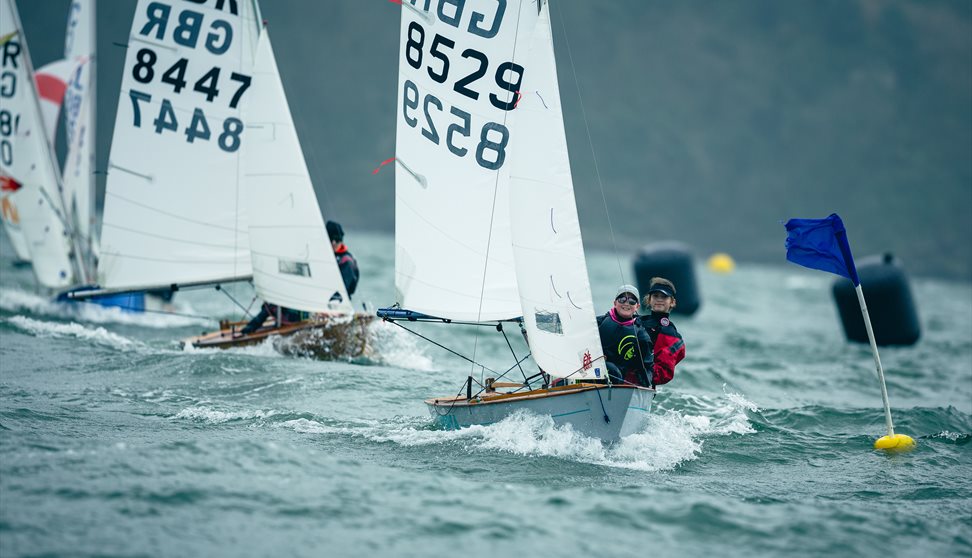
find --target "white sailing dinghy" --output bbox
[71,0,370,357]
[0,0,85,290]
[378,0,653,441]
[186,19,375,359]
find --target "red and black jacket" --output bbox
[333,244,359,296]
[639,311,685,386]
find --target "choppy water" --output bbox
[1,231,970,558]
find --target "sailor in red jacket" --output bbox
[326,220,360,299]
[639,277,685,386]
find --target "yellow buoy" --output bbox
[874,433,916,452]
[707,253,735,273]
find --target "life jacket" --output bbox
[639,311,685,386]
[597,308,653,386]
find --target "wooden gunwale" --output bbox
[426,383,654,407]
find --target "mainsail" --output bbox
[98,0,262,292]
[241,30,352,314]
[393,0,604,378]
[0,0,76,288]
[393,0,525,321]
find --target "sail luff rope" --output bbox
[468,0,527,384]
[555,2,626,286]
[231,14,252,321]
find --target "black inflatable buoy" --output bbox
[832,253,920,346]
[632,241,700,316]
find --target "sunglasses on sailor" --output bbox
[615,295,638,305]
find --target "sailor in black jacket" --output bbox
[597,285,654,387]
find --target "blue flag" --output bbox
[783,213,860,286]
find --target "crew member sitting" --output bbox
[240,303,303,335]
[326,220,359,300]
[597,284,654,386]
[639,277,685,387]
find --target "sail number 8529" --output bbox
[403,80,509,170]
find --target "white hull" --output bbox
[427,384,654,442]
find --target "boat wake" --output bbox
[181,335,287,359]
[352,388,760,472]
[360,320,434,370]
[0,287,209,328]
[5,315,148,352]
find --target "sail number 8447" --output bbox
[403,79,509,171]
[127,47,251,153]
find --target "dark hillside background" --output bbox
[17,0,972,279]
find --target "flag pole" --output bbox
[854,285,894,436]
[855,284,915,451]
[784,214,915,452]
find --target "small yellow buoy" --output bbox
[707,253,735,273]
[874,433,916,452]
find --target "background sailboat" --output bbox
[0,0,141,309]
[0,0,80,290]
[380,0,653,440]
[186,20,375,359]
[75,0,370,356]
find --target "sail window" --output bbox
[535,310,563,334]
[278,260,311,278]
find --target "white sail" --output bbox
[61,58,96,272]
[0,175,30,261]
[34,58,75,142]
[508,3,604,380]
[394,0,529,321]
[0,0,75,288]
[241,31,352,314]
[61,0,97,270]
[98,0,262,291]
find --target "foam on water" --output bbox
[172,406,282,424]
[181,336,288,359]
[6,316,146,352]
[0,287,209,328]
[354,389,760,472]
[362,321,435,370]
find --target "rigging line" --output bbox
[433,376,486,416]
[384,319,500,375]
[499,324,530,384]
[441,354,533,412]
[232,32,245,293]
[555,3,626,285]
[215,284,256,318]
[594,385,610,424]
[475,353,533,395]
[290,96,336,217]
[470,0,527,382]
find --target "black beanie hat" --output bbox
[326,221,344,242]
